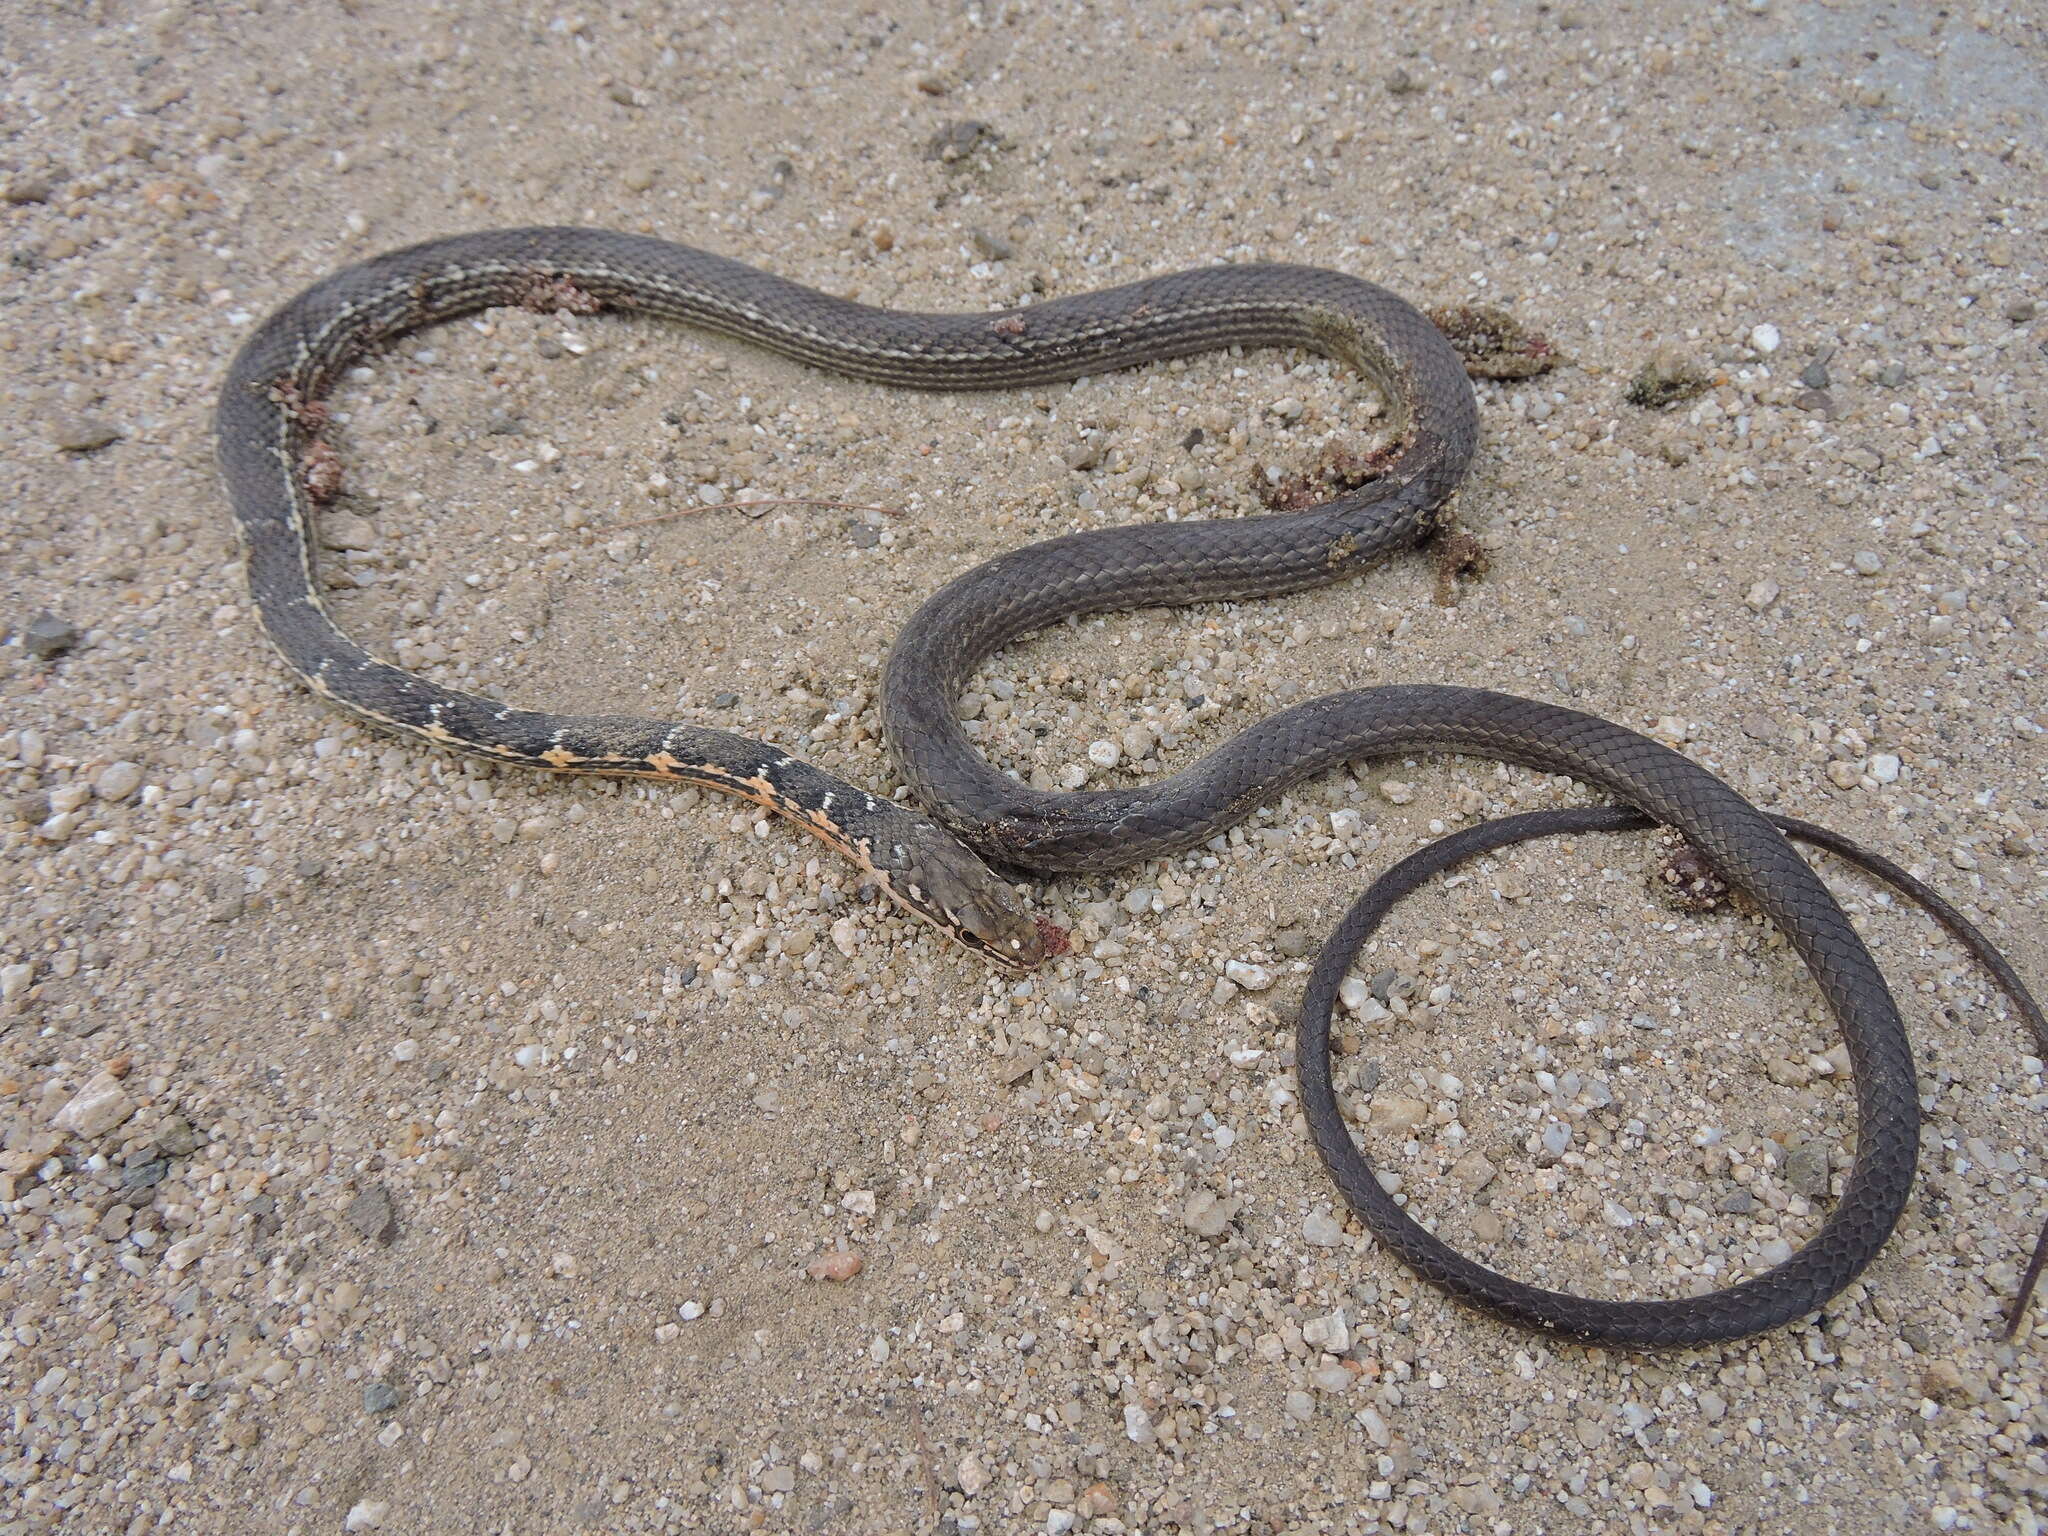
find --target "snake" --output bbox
[215,226,2042,1346]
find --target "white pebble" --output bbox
[1225,959,1274,991]
[1868,753,1901,784]
[1750,322,1781,354]
[52,1072,136,1138]
[1303,1209,1345,1247]
[344,1502,391,1532]
[0,962,32,1003]
[1086,739,1120,769]
[1123,1403,1156,1443]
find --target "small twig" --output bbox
[910,1411,944,1534]
[594,496,905,534]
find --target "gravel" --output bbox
[1,4,2041,1534]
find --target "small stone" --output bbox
[1224,959,1274,992]
[348,1184,395,1243]
[1749,323,1782,355]
[1717,1188,1756,1215]
[2006,297,2038,325]
[1851,550,1884,576]
[4,175,52,204]
[52,1073,136,1139]
[163,1235,207,1271]
[1181,1189,1235,1238]
[1766,1056,1813,1086]
[94,761,143,800]
[1123,1403,1156,1444]
[1452,1151,1498,1193]
[1284,1390,1315,1423]
[1,962,33,1003]
[969,228,1015,262]
[1603,1199,1635,1228]
[1368,1095,1428,1134]
[1269,396,1303,420]
[1799,360,1831,389]
[924,119,998,164]
[957,1452,988,1497]
[1868,753,1901,784]
[1086,739,1120,769]
[1302,1310,1351,1352]
[1470,1208,1505,1243]
[1302,1208,1345,1247]
[45,415,120,453]
[1743,579,1779,612]
[1378,779,1414,804]
[806,1251,864,1281]
[23,613,82,659]
[1827,760,1863,789]
[621,167,658,192]
[344,1502,391,1532]
[362,1381,400,1415]
[1783,1141,1832,1198]
[1273,925,1313,958]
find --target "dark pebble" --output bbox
[1783,1140,1832,1198]
[924,120,998,164]
[1369,968,1399,1005]
[712,692,740,709]
[1796,389,1838,417]
[1876,362,1907,387]
[1385,67,1420,96]
[347,1183,396,1243]
[970,228,1015,262]
[1716,1188,1756,1215]
[1799,360,1831,389]
[121,1159,168,1194]
[24,612,81,660]
[156,1118,203,1156]
[848,522,881,549]
[363,1381,400,1415]
[295,858,327,881]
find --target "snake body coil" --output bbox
[217,227,2033,1347]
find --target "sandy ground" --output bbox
[4,2,2046,1532]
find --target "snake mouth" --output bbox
[871,821,1050,971]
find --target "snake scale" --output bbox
[216,227,2042,1347]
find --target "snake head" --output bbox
[870,817,1047,971]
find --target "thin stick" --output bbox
[594,496,905,533]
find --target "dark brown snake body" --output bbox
[216,227,2043,1347]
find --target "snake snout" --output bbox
[890,824,1046,971]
